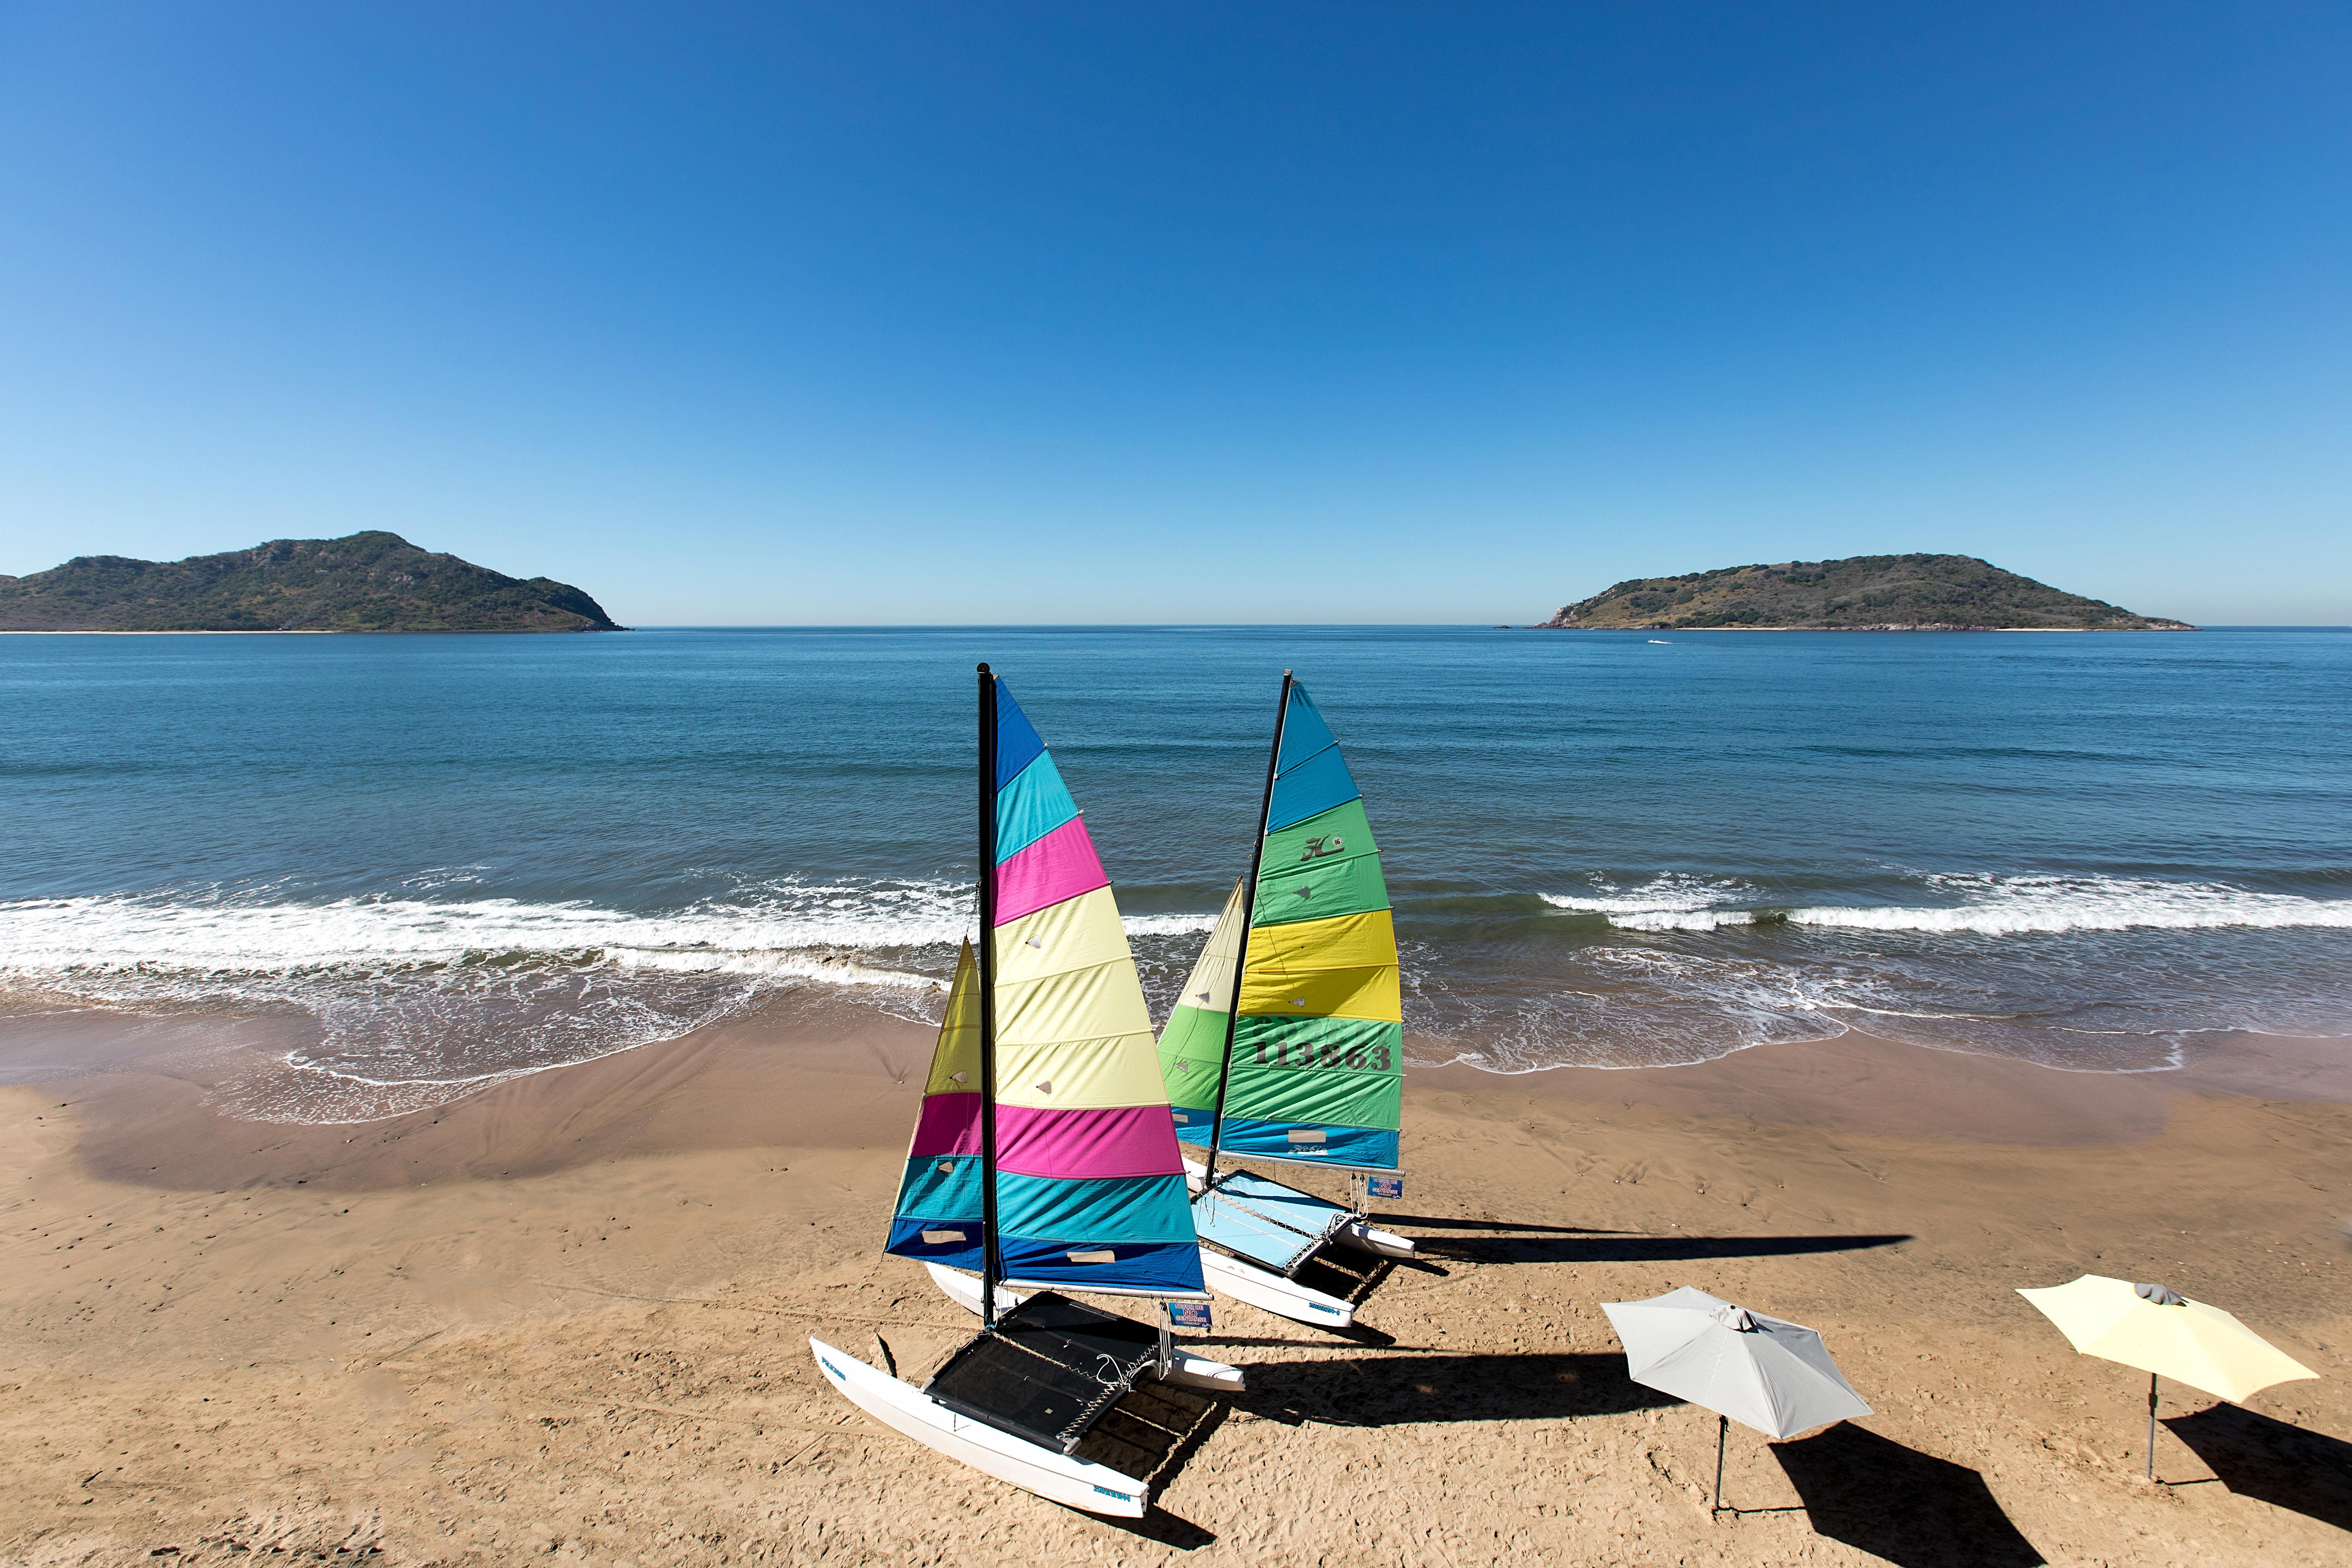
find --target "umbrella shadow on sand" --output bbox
[1236,1351,1681,1429]
[2163,1404,2352,1532]
[1771,1423,2045,1568]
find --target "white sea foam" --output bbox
[1604,909,1757,931]
[0,886,950,985]
[1787,875,2352,936]
[0,883,1219,996]
[1545,873,2352,937]
[1539,874,1756,918]
[1121,912,1221,937]
[0,882,1230,1124]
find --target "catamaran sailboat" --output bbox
[1155,673,1415,1329]
[810,665,1241,1519]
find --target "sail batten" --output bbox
[1159,680,1404,1171]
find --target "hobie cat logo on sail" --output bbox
[1298,835,1345,862]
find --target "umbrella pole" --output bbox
[1712,1413,1727,1514]
[2146,1372,2158,1482]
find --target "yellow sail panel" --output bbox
[991,885,1134,986]
[995,1031,1170,1109]
[922,941,984,1095]
[1237,908,1402,1022]
[994,958,1155,1048]
[1243,909,1398,974]
[1238,961,1400,1023]
[1173,879,1246,1016]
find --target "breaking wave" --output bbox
[0,883,1215,1123]
[0,882,1217,998]
[1542,873,2352,936]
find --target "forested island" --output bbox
[1545,554,2192,631]
[0,531,620,632]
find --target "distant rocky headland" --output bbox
[1545,553,2193,632]
[0,531,620,632]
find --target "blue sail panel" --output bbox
[994,679,1046,787]
[996,1237,1208,1292]
[1274,684,1340,774]
[884,1216,986,1271]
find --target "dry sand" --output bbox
[2,1004,2347,1567]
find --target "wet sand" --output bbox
[1,1008,2347,1565]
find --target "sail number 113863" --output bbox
[1251,1040,1391,1071]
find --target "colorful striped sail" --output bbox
[884,939,987,1271]
[1158,680,1403,1169]
[885,677,1203,1296]
[1158,879,1243,1147]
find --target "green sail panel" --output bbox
[1161,1003,1227,1120]
[1255,797,1387,928]
[1220,1014,1403,1144]
[1158,878,1244,1134]
[1218,1026,1404,1132]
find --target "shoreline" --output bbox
[5,1003,2349,1189]
[8,1001,2350,1185]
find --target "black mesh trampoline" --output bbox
[923,1292,1166,1455]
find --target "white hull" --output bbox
[923,1262,1247,1393]
[1333,1220,1416,1259]
[1200,1248,1356,1328]
[925,1260,1022,1317]
[811,1338,1152,1517]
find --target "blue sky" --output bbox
[2,3,2346,624]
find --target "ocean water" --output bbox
[3,626,2348,1121]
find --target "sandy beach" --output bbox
[0,1006,2345,1567]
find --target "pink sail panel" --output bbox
[993,815,1109,926]
[993,1103,1188,1181]
[906,1090,983,1159]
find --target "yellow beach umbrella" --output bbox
[2017,1274,2318,1480]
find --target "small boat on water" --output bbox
[810,665,1240,1520]
[1155,673,1416,1329]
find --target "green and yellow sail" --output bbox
[1158,680,1403,1169]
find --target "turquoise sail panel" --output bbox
[1266,744,1361,832]
[995,750,1080,861]
[1273,685,1339,773]
[995,1170,1197,1244]
[892,1155,984,1221]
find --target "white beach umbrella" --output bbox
[1602,1286,1873,1512]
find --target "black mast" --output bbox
[976,663,1002,1330]
[1201,669,1293,1191]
